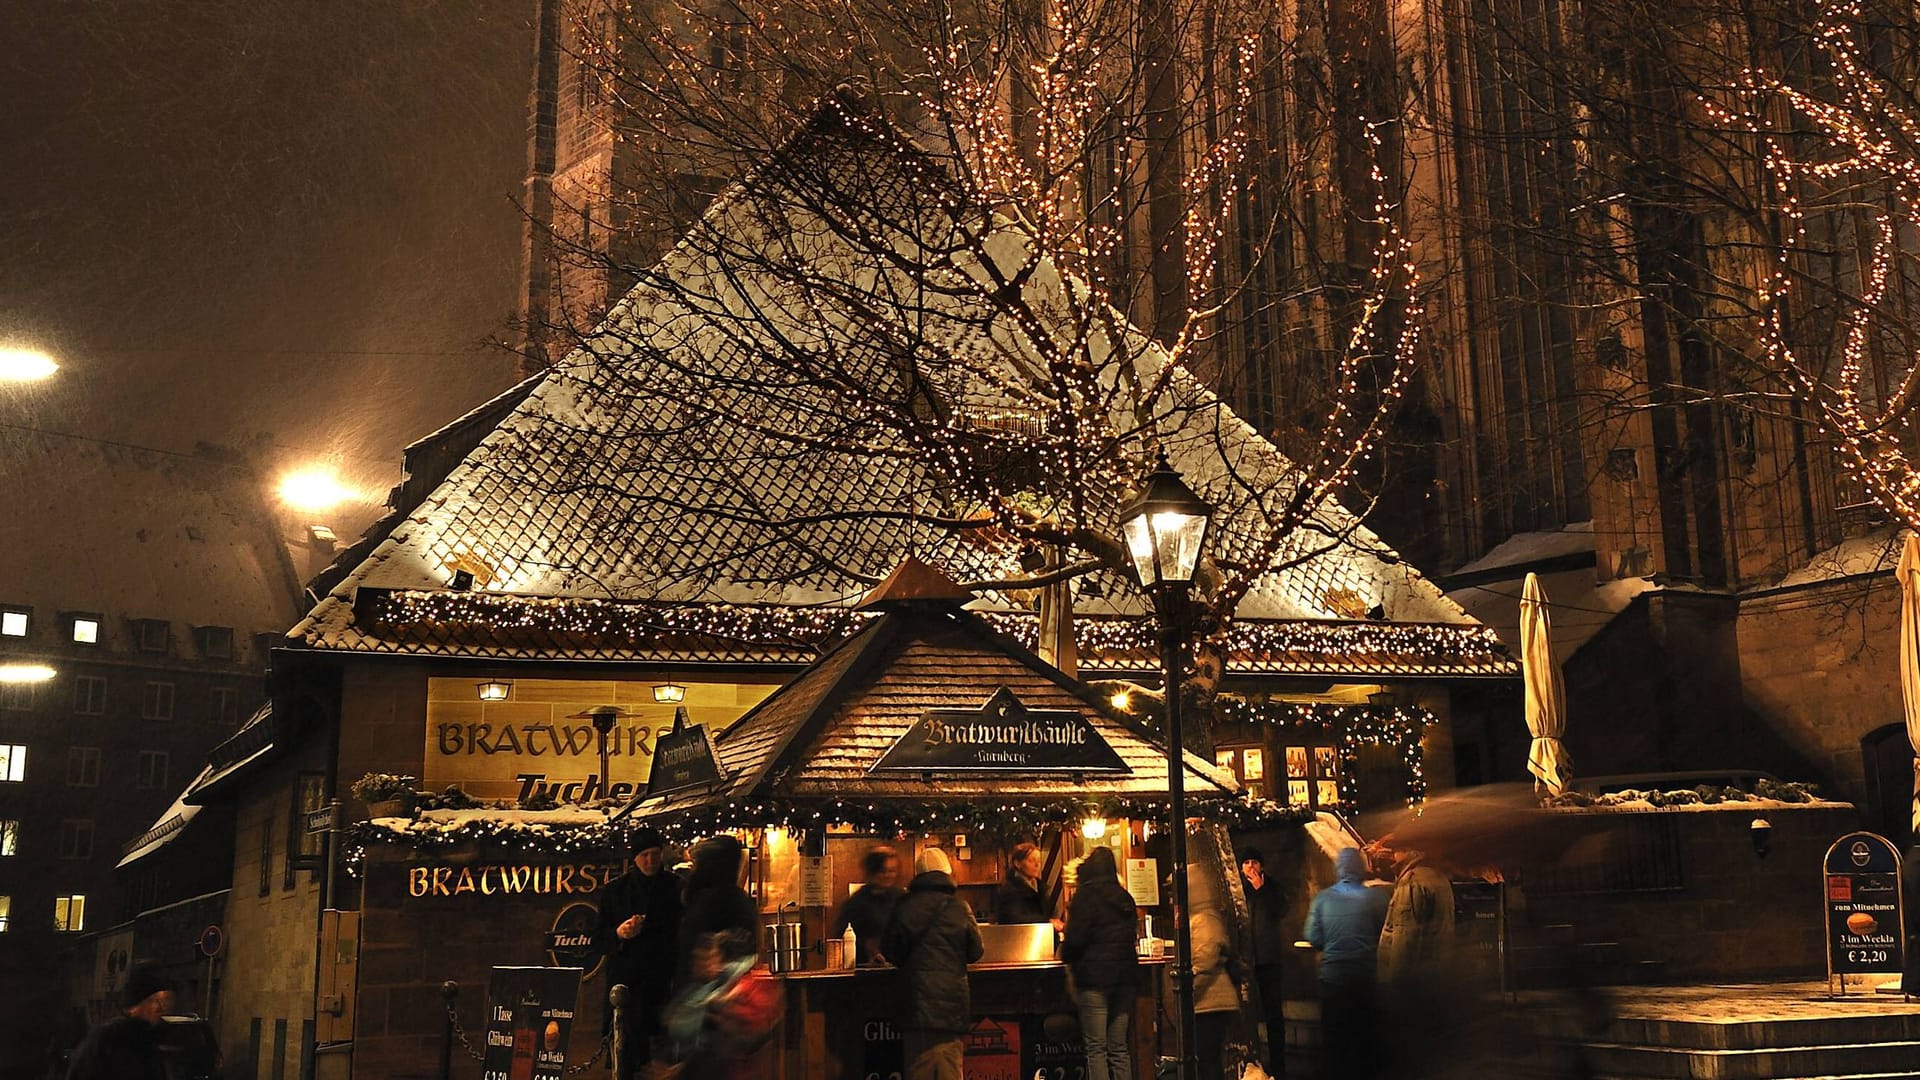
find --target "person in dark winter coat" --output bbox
[1060,846,1140,1080]
[993,842,1055,926]
[596,827,683,1077]
[678,835,761,983]
[1304,846,1389,1080]
[833,844,904,965]
[1240,846,1289,1075]
[882,847,984,1080]
[67,961,171,1080]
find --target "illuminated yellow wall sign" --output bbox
[423,678,778,800]
[405,863,627,899]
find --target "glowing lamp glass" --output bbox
[1116,458,1213,587]
[652,682,687,704]
[476,680,512,702]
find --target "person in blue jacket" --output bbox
[1304,846,1389,1080]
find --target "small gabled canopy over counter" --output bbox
[622,561,1244,834]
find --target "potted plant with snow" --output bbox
[351,773,419,819]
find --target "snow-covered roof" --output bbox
[117,771,209,868]
[293,97,1483,666]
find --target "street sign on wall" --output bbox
[1822,831,1904,984]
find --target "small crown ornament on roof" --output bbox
[855,558,975,610]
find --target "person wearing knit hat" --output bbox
[914,847,952,876]
[596,826,682,1077]
[65,960,172,1079]
[883,847,982,1080]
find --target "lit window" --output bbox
[0,820,17,856]
[0,895,10,932]
[136,751,168,789]
[1,610,27,637]
[70,617,99,644]
[57,819,93,860]
[66,747,99,787]
[141,682,174,721]
[0,745,23,783]
[73,676,106,716]
[53,894,84,932]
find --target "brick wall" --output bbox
[1516,804,1860,983]
[353,847,624,1080]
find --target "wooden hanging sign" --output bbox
[871,687,1130,774]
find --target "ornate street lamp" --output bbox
[1116,453,1213,1080]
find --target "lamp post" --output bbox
[1117,453,1213,1080]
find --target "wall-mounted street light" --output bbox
[0,663,57,683]
[0,347,58,383]
[476,680,512,702]
[1116,453,1213,1080]
[652,682,687,704]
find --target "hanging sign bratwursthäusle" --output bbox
[645,706,724,798]
[870,687,1130,773]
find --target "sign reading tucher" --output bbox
[871,687,1130,773]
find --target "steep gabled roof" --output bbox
[291,96,1483,665]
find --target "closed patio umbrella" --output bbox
[1521,571,1572,795]
[1898,534,1920,835]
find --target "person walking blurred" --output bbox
[1304,847,1388,1080]
[1186,862,1246,1079]
[1061,846,1140,1080]
[596,827,681,1077]
[66,961,171,1080]
[678,835,760,982]
[883,848,984,1080]
[833,844,904,965]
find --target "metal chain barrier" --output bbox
[439,986,612,1073]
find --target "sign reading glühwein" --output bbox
[645,706,724,797]
[871,688,1130,773]
[1823,831,1904,981]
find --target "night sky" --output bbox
[0,2,536,532]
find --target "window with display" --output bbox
[1279,741,1344,809]
[1213,745,1268,799]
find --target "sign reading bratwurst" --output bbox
[871,688,1130,773]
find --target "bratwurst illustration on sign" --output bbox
[870,688,1130,773]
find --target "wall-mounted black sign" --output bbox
[871,688,1130,774]
[1823,830,1904,979]
[646,707,723,797]
[545,902,604,981]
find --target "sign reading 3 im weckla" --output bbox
[871,687,1130,773]
[1822,830,1904,988]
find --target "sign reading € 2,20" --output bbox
[1823,830,1903,980]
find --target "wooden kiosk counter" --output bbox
[773,956,1169,1080]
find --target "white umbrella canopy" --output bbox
[1521,571,1573,795]
[1898,534,1920,835]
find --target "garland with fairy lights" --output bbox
[341,794,1313,871]
[369,590,1512,673]
[1212,698,1437,806]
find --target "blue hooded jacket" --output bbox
[1304,847,1389,985]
